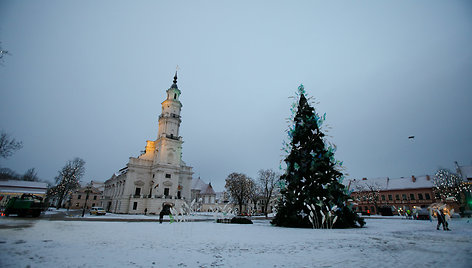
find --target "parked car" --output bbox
[89,207,106,215]
[415,208,430,220]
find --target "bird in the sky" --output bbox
[408,136,415,140]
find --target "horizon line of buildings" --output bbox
[1,161,471,215]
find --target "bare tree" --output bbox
[0,131,23,159]
[353,181,383,214]
[247,179,261,213]
[0,131,42,183]
[49,158,85,208]
[433,169,471,209]
[0,167,43,182]
[22,168,39,181]
[257,169,280,218]
[0,167,19,180]
[225,172,254,215]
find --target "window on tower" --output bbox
[174,93,177,99]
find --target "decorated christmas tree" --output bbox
[272,85,364,228]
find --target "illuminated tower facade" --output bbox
[103,72,193,214]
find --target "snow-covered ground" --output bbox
[0,217,471,267]
[44,208,238,221]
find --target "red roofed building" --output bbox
[346,175,443,215]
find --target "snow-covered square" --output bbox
[0,216,471,267]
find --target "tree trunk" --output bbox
[262,200,268,218]
[56,191,65,209]
[56,196,63,209]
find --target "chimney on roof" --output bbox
[362,177,367,180]
[426,175,430,181]
[412,175,416,182]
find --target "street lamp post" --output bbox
[81,184,92,217]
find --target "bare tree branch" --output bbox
[22,168,39,181]
[49,158,85,208]
[0,131,23,159]
[257,169,280,217]
[353,181,383,214]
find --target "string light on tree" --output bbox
[272,84,364,229]
[433,169,472,206]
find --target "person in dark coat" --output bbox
[159,209,165,224]
[437,210,450,230]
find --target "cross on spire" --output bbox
[171,66,179,89]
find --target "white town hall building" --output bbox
[103,73,194,214]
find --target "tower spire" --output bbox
[171,65,179,89]
[171,71,178,89]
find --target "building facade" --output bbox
[348,163,472,215]
[347,175,438,215]
[103,73,193,214]
[346,175,463,215]
[191,177,217,211]
[68,185,103,210]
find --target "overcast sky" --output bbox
[1,1,471,191]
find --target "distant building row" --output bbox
[66,177,222,213]
[345,162,472,215]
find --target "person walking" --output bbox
[437,209,450,231]
[159,208,164,224]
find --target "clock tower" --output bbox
[104,71,193,214]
